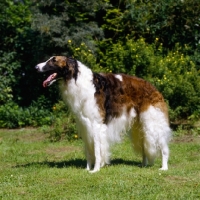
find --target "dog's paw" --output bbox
[89,169,100,173]
[86,164,93,171]
[159,167,168,171]
[138,163,147,168]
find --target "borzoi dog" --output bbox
[35,56,171,173]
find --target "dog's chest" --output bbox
[59,78,102,123]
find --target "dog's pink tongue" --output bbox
[43,73,57,87]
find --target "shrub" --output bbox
[0,102,53,128]
[41,101,77,141]
[99,38,155,75]
[67,40,100,72]
[0,99,78,141]
[0,51,20,104]
[104,0,200,49]
[150,48,200,121]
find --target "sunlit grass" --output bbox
[0,129,199,199]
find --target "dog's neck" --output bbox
[59,61,96,116]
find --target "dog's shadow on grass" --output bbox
[111,158,141,167]
[14,158,141,169]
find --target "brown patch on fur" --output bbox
[93,73,169,124]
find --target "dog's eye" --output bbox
[52,57,56,63]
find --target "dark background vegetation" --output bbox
[0,0,200,135]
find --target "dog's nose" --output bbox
[35,65,39,70]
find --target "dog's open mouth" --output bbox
[43,73,58,87]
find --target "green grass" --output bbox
[0,129,200,200]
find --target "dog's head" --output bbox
[35,56,79,87]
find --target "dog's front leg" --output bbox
[89,123,103,173]
[85,146,94,171]
[76,118,95,171]
[89,134,101,173]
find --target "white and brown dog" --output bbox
[35,56,171,173]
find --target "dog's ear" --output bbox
[66,57,76,69]
[66,57,79,80]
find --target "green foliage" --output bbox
[99,38,154,75]
[31,0,106,54]
[0,0,44,106]
[41,101,77,141]
[151,47,200,120]
[0,102,53,128]
[67,40,100,72]
[104,0,200,48]
[0,51,21,103]
[41,116,77,142]
[0,99,77,141]
[0,0,31,52]
[101,7,124,40]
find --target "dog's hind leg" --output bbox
[100,134,110,168]
[159,138,170,170]
[142,147,148,167]
[130,119,147,166]
[140,105,171,170]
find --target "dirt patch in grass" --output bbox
[165,175,190,183]
[0,128,48,143]
[18,132,48,142]
[45,146,81,155]
[172,135,200,143]
[45,146,82,161]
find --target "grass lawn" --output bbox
[0,128,199,200]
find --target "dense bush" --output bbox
[102,0,200,49]
[41,101,77,141]
[0,100,77,141]
[67,40,100,72]
[0,102,53,128]
[0,51,21,104]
